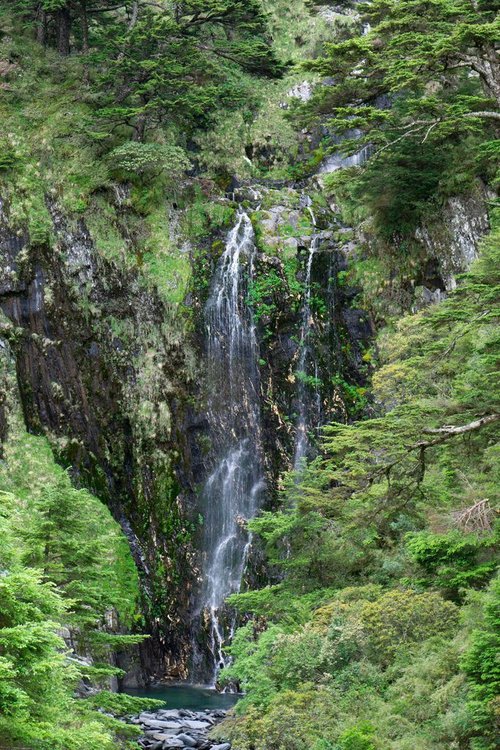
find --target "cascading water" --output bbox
[319,128,374,173]
[192,209,265,685]
[293,234,320,471]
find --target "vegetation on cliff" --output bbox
[217,213,499,750]
[0,0,498,748]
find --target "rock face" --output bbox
[2,171,485,685]
[130,708,230,750]
[415,186,490,291]
[250,187,373,485]
[0,195,197,682]
[185,186,375,655]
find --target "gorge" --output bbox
[0,1,498,749]
[192,209,265,683]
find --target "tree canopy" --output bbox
[301,0,500,153]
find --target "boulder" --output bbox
[157,710,181,719]
[150,733,180,742]
[182,720,211,730]
[142,721,181,731]
[176,733,197,747]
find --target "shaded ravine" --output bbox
[191,210,265,685]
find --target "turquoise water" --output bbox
[125,684,240,711]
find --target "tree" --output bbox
[461,577,500,750]
[14,0,134,54]
[95,0,284,140]
[301,0,500,155]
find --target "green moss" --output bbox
[85,198,129,265]
[182,193,236,241]
[142,206,191,306]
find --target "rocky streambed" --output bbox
[130,708,231,750]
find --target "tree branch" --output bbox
[367,413,500,486]
[421,413,500,438]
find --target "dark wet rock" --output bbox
[0,197,198,681]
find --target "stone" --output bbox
[182,720,211,730]
[150,733,180,742]
[176,733,197,747]
[142,721,181,731]
[211,744,231,750]
[162,741,185,749]
[157,710,181,719]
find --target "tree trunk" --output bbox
[81,2,89,53]
[36,6,47,46]
[56,6,72,57]
[133,112,147,142]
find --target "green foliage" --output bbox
[108,141,191,179]
[299,0,499,245]
[461,578,500,750]
[358,589,459,665]
[219,218,500,750]
[337,723,376,750]
[86,690,164,716]
[0,421,145,749]
[183,194,236,241]
[406,530,499,599]
[95,1,284,140]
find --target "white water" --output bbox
[319,144,373,173]
[193,210,265,684]
[293,236,319,471]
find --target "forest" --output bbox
[0,1,498,749]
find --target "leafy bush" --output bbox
[461,578,500,750]
[108,142,191,179]
[406,530,498,599]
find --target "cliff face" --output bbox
[0,172,490,681]
[0,194,198,681]
[415,186,491,293]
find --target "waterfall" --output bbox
[193,210,265,685]
[293,236,320,471]
[319,128,374,173]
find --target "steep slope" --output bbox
[0,5,497,747]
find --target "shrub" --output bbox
[358,590,459,665]
[108,142,191,179]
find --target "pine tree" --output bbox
[300,0,499,155]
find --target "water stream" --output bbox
[293,239,318,469]
[192,210,265,685]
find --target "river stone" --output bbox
[182,720,210,730]
[157,710,181,719]
[150,732,181,741]
[162,740,185,749]
[211,744,231,750]
[176,733,197,747]
[143,721,181,730]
